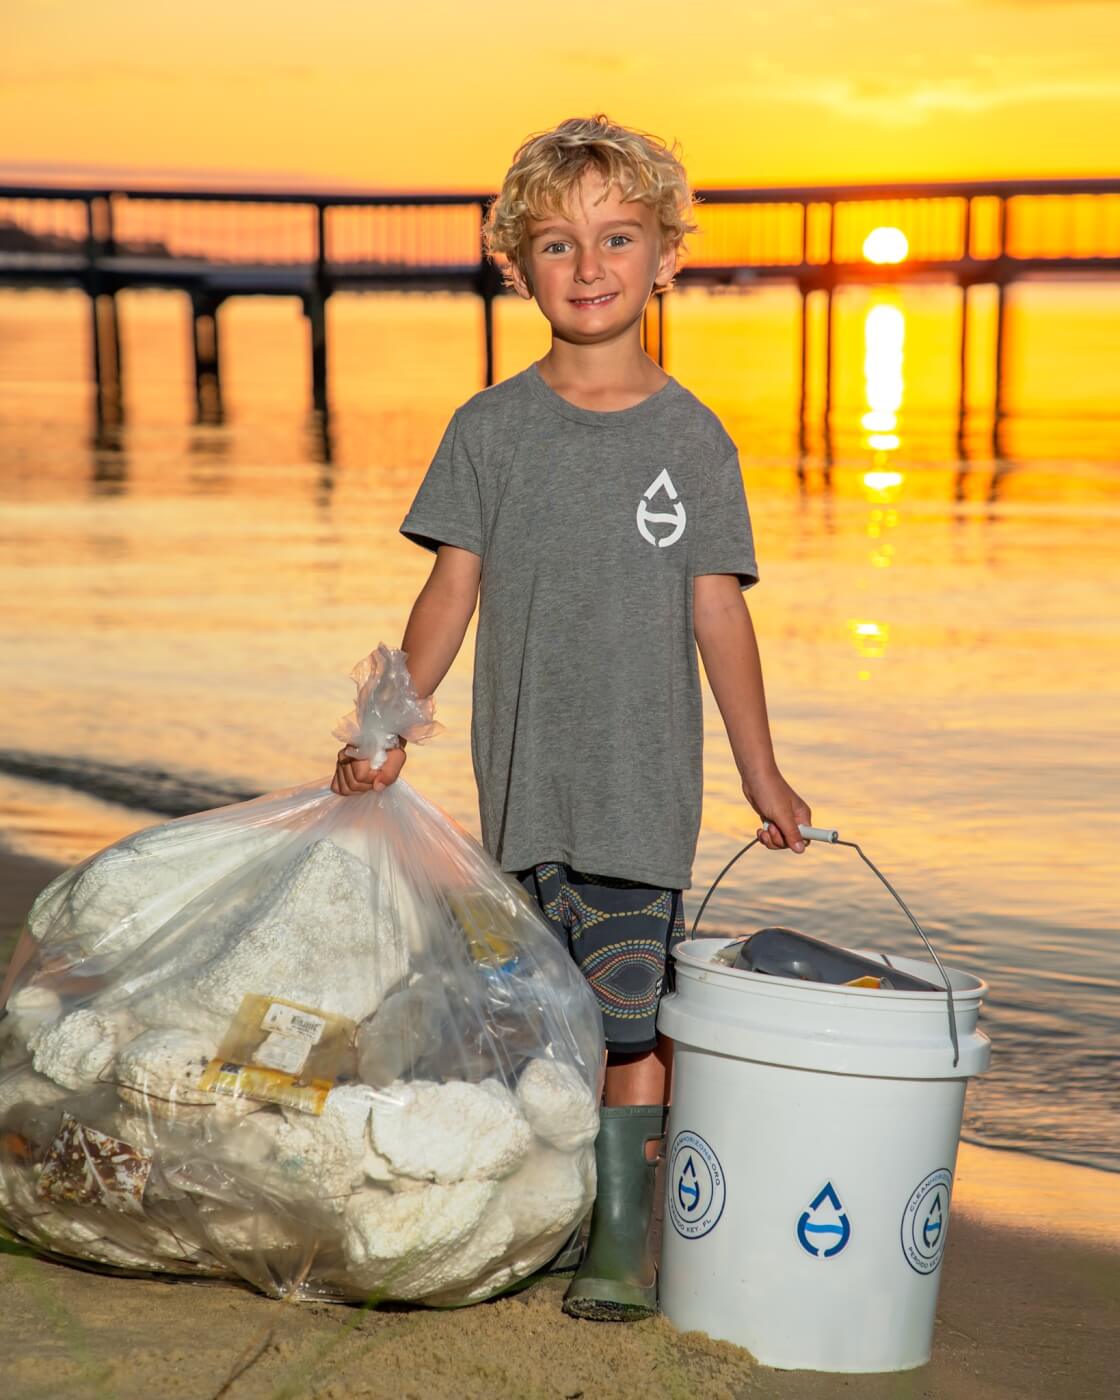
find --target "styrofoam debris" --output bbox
[26,821,286,959]
[4,986,63,1049]
[370,1079,531,1184]
[114,1029,221,1115]
[29,1008,135,1092]
[135,842,409,1035]
[495,1142,595,1248]
[516,1058,599,1153]
[342,1179,513,1299]
[0,1065,70,1119]
[362,1145,396,1185]
[426,1146,596,1307]
[269,1084,379,1198]
[326,823,431,961]
[197,1206,308,1256]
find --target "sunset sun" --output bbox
[863,226,910,264]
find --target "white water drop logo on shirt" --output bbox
[636,468,687,548]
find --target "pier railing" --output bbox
[690,179,1120,273]
[1,177,1118,431]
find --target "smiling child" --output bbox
[333,114,810,1321]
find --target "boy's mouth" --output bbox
[569,292,618,309]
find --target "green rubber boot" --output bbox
[562,1104,666,1322]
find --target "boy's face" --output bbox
[511,169,678,346]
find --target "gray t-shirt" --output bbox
[401,362,757,889]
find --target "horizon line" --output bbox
[3,159,1119,198]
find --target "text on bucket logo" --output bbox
[636,469,686,548]
[667,1130,726,1240]
[796,1181,851,1258]
[901,1168,952,1275]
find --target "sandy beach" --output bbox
[2,847,1117,1400]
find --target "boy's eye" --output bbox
[543,242,569,255]
[607,234,632,248]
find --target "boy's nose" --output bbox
[574,250,605,284]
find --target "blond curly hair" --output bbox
[484,114,698,292]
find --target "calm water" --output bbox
[1,284,1117,1173]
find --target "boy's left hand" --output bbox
[742,767,812,854]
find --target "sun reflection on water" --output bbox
[862,301,906,454]
[849,619,890,657]
[863,470,904,492]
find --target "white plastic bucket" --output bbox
[657,938,990,1372]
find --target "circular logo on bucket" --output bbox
[901,1168,952,1275]
[667,1131,726,1240]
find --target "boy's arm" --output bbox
[399,544,482,697]
[333,545,481,794]
[693,573,811,853]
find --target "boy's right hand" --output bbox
[330,745,407,796]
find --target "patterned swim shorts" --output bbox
[517,863,686,1055]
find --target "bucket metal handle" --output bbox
[689,823,960,1068]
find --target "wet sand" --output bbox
[0,847,59,960]
[2,848,1117,1400]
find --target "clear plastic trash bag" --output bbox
[0,648,603,1304]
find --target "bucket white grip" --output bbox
[690,822,961,1067]
[779,823,839,844]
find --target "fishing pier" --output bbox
[1,177,1117,443]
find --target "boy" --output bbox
[333,114,811,1321]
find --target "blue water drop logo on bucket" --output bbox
[796,1181,852,1258]
[901,1168,952,1274]
[677,1154,701,1213]
[923,1194,943,1249]
[667,1131,726,1240]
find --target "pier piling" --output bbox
[306,293,329,415]
[957,283,970,447]
[824,286,836,427]
[994,281,1010,427]
[84,193,123,424]
[190,293,224,424]
[89,291,123,426]
[797,288,810,450]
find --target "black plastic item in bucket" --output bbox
[689,823,962,1066]
[716,926,941,993]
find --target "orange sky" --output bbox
[4,1,1119,191]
